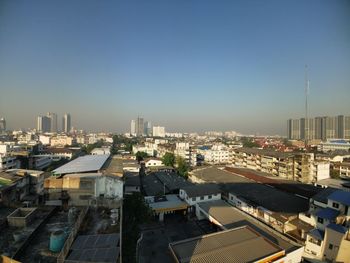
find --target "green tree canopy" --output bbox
[162,152,176,167]
[241,137,260,148]
[135,151,148,163]
[176,156,189,178]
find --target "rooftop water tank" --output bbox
[49,230,67,253]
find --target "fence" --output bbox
[56,206,89,263]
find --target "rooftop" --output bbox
[169,226,285,263]
[53,154,109,175]
[66,233,120,263]
[308,229,324,240]
[146,194,188,212]
[311,187,339,204]
[180,184,221,198]
[197,200,300,252]
[326,223,348,234]
[328,190,350,206]
[234,147,294,159]
[226,182,309,214]
[315,208,340,220]
[190,167,250,184]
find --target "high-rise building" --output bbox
[47,112,58,132]
[315,117,323,140]
[136,117,144,136]
[153,126,165,137]
[130,120,136,136]
[144,121,152,136]
[37,116,51,133]
[344,116,350,139]
[323,116,337,140]
[288,115,350,141]
[62,113,71,133]
[0,118,6,133]
[287,119,301,140]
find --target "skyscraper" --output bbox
[37,116,51,133]
[0,118,6,133]
[287,119,301,140]
[47,112,58,132]
[136,117,144,136]
[144,121,152,136]
[130,120,136,136]
[62,113,71,133]
[153,126,165,137]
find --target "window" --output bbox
[200,196,204,200]
[328,244,333,250]
[332,202,339,209]
[208,195,212,199]
[192,197,196,201]
[230,196,233,200]
[317,217,324,224]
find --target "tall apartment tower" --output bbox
[62,113,71,133]
[0,118,6,133]
[323,116,337,140]
[47,112,58,132]
[288,115,350,141]
[37,116,51,133]
[136,117,144,136]
[287,119,301,140]
[144,121,152,136]
[130,120,136,136]
[344,116,350,139]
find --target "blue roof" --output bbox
[326,223,348,234]
[308,229,324,240]
[316,208,340,220]
[329,139,349,144]
[328,190,350,206]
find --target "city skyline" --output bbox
[1,0,350,134]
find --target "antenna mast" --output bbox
[305,65,309,148]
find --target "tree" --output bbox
[122,193,152,263]
[135,151,148,163]
[241,137,259,148]
[176,156,189,178]
[162,152,176,167]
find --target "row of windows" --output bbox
[188,194,216,202]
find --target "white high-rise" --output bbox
[153,126,165,137]
[62,113,71,133]
[130,120,136,136]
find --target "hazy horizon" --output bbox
[1,0,350,135]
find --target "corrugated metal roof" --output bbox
[53,155,109,175]
[197,200,299,252]
[181,184,221,198]
[169,226,284,263]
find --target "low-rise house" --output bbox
[144,158,163,168]
[304,190,350,262]
[0,171,30,206]
[179,184,221,209]
[91,147,111,155]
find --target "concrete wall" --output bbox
[7,208,37,227]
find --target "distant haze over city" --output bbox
[1,1,349,134]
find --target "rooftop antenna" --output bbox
[305,65,310,148]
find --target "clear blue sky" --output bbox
[0,0,349,134]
